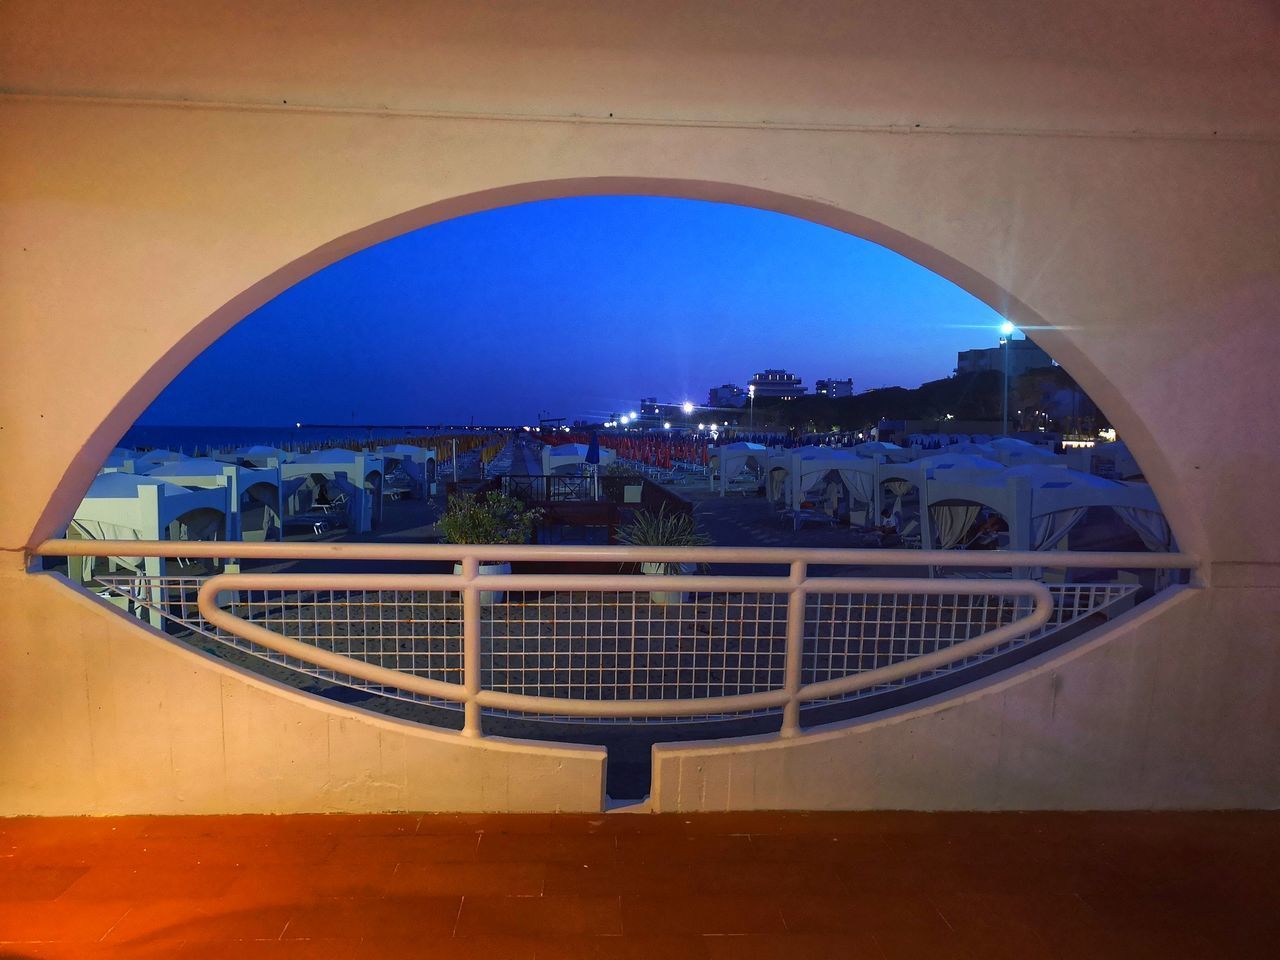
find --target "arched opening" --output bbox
[40,182,1188,802]
[31,178,1192,556]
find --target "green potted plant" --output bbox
[616,504,712,604]
[437,491,541,604]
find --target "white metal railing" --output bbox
[35,540,1196,738]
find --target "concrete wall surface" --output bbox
[652,584,1280,810]
[1,0,1278,812]
[0,570,607,815]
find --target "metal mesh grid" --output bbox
[97,576,464,704]
[93,575,1138,723]
[803,583,1136,704]
[480,590,788,722]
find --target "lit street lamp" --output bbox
[999,320,1016,435]
[748,383,755,430]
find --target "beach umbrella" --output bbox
[585,431,601,500]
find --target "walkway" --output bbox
[2,811,1276,958]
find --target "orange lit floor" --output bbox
[2,811,1277,959]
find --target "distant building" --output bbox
[707,383,747,408]
[634,397,664,427]
[749,369,807,400]
[815,377,853,398]
[956,339,1054,378]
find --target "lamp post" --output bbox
[999,320,1016,435]
[748,383,755,431]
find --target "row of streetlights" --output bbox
[604,321,1016,437]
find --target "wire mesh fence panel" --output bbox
[802,583,1138,704]
[479,590,789,722]
[96,576,465,704]
[93,575,1138,721]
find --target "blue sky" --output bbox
[138,196,1005,426]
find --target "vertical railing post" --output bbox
[780,559,807,738]
[461,554,483,738]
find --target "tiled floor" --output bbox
[2,811,1277,958]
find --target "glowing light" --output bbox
[620,415,630,424]
[629,411,638,420]
[698,423,705,430]
[682,401,694,414]
[663,422,671,429]
[999,320,1016,336]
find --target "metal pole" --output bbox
[452,437,459,483]
[461,554,482,737]
[1001,337,1009,436]
[780,559,807,737]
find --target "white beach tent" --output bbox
[131,448,188,471]
[852,441,915,463]
[99,450,136,474]
[378,443,436,498]
[986,436,1062,467]
[280,449,384,533]
[711,441,768,495]
[67,472,230,626]
[868,452,1004,534]
[919,462,1169,553]
[782,448,876,518]
[231,444,290,468]
[1090,440,1143,480]
[540,442,616,475]
[146,458,284,541]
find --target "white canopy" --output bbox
[99,450,135,474]
[231,444,290,467]
[131,448,187,470]
[281,449,384,532]
[147,458,283,540]
[852,441,914,463]
[780,448,871,513]
[540,442,615,475]
[987,437,1061,467]
[69,473,230,624]
[711,442,768,495]
[920,462,1168,551]
[378,444,436,498]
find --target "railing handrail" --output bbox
[34,538,1199,570]
[191,567,1055,735]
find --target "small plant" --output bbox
[603,462,644,480]
[437,491,542,545]
[616,504,712,574]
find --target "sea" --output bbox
[119,424,445,453]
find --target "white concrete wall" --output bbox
[0,569,607,815]
[653,584,1280,810]
[1,0,1277,812]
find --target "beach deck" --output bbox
[3,811,1276,958]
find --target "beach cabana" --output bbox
[146,458,284,541]
[867,452,1004,532]
[230,444,290,468]
[919,462,1169,553]
[541,442,616,476]
[67,473,230,626]
[710,441,768,495]
[378,444,436,498]
[987,437,1062,467]
[852,440,916,463]
[783,448,875,517]
[1090,440,1143,480]
[130,448,187,471]
[280,449,384,533]
[98,450,136,474]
